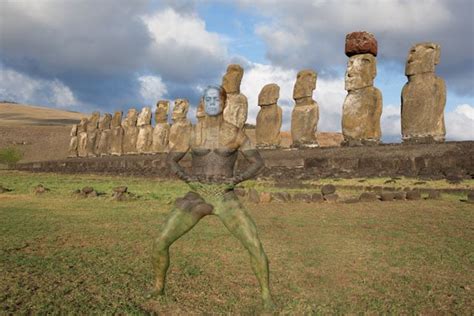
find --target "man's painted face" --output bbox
[204,88,222,116]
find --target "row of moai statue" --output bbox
[68,31,446,156]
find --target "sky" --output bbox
[1,0,473,141]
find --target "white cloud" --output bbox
[138,75,168,106]
[381,104,402,141]
[446,104,474,140]
[141,8,228,82]
[0,68,78,108]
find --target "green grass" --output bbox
[0,171,473,314]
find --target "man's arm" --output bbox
[232,149,264,184]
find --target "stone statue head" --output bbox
[405,42,440,76]
[196,98,206,119]
[258,83,280,106]
[137,107,152,127]
[78,117,88,133]
[203,85,226,116]
[155,100,169,123]
[111,111,122,128]
[222,64,244,94]
[172,99,189,121]
[345,54,376,91]
[87,111,100,132]
[125,109,138,127]
[98,113,112,130]
[293,70,317,100]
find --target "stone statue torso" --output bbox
[189,116,248,180]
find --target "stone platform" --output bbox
[14,141,474,180]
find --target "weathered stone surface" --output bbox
[394,192,407,200]
[291,70,319,147]
[406,190,421,200]
[293,193,312,202]
[311,193,323,202]
[259,192,272,203]
[380,192,395,201]
[152,101,170,153]
[222,64,243,94]
[169,99,192,152]
[321,184,336,196]
[256,84,282,148]
[402,43,446,143]
[342,87,382,144]
[248,189,260,203]
[34,184,50,194]
[96,113,112,156]
[223,93,248,129]
[110,111,124,156]
[323,193,338,202]
[467,191,474,203]
[342,54,382,145]
[137,107,153,154]
[194,98,206,147]
[123,109,139,154]
[85,112,100,157]
[359,192,378,201]
[293,70,317,99]
[77,117,88,158]
[68,124,78,158]
[345,31,378,57]
[427,190,441,200]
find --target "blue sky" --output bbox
[1,0,473,141]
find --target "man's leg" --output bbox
[214,192,274,309]
[152,192,213,294]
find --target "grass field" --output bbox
[1,171,473,314]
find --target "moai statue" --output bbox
[222,64,248,129]
[122,108,139,154]
[67,124,78,158]
[96,113,112,156]
[85,111,100,157]
[194,98,206,146]
[136,107,153,154]
[77,117,88,157]
[341,31,382,146]
[401,42,446,143]
[169,99,192,151]
[152,100,171,153]
[290,70,319,147]
[110,111,124,156]
[256,83,282,149]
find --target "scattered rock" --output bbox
[414,181,426,185]
[82,186,94,194]
[403,187,412,192]
[34,184,50,195]
[384,179,396,184]
[380,192,395,201]
[74,186,99,198]
[113,186,128,193]
[112,190,136,201]
[259,192,272,203]
[321,184,336,196]
[271,192,287,202]
[293,193,312,203]
[406,190,421,200]
[393,192,406,200]
[446,175,463,184]
[234,188,246,197]
[427,190,441,200]
[324,193,338,202]
[0,185,13,193]
[466,191,474,203]
[359,192,378,202]
[358,179,366,183]
[311,193,323,202]
[344,197,359,203]
[248,189,260,203]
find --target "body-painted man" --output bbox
[152,85,274,309]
